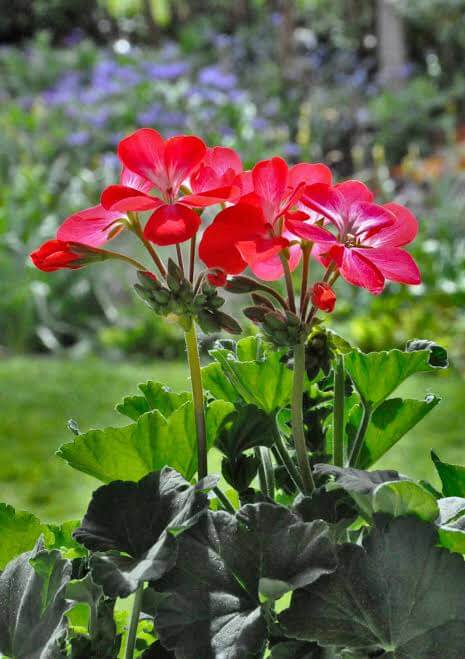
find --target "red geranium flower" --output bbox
[30,240,83,272]
[199,157,332,281]
[101,129,240,246]
[311,282,337,313]
[287,180,421,294]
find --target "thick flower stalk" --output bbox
[30,126,422,507]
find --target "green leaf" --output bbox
[216,404,277,457]
[74,468,215,597]
[344,348,439,408]
[432,450,465,497]
[116,381,189,421]
[281,516,465,658]
[57,400,232,483]
[0,503,54,570]
[436,497,465,554]
[154,504,337,659]
[357,396,440,468]
[372,480,439,522]
[206,341,293,413]
[0,539,73,659]
[47,520,87,559]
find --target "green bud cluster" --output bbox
[134,259,241,335]
[244,298,309,347]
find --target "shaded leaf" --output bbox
[57,400,232,483]
[216,404,276,457]
[314,464,408,494]
[0,539,72,659]
[432,450,465,497]
[74,468,214,597]
[0,503,54,570]
[154,504,337,659]
[281,516,465,658]
[269,641,322,658]
[293,489,357,526]
[406,339,448,368]
[141,641,176,658]
[436,497,465,555]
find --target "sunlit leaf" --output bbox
[116,381,189,421]
[432,450,465,497]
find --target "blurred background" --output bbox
[0,0,464,521]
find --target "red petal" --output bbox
[286,218,337,244]
[118,128,168,191]
[30,240,81,272]
[252,157,289,221]
[288,163,333,189]
[143,203,201,246]
[120,167,153,193]
[360,247,421,285]
[57,205,123,247]
[164,135,206,196]
[247,241,301,281]
[335,180,374,205]
[198,203,267,274]
[340,248,385,294]
[301,183,345,230]
[101,185,163,212]
[181,186,237,207]
[366,203,419,248]
[236,236,289,265]
[350,202,396,236]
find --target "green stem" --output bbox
[272,424,304,493]
[176,244,185,274]
[105,250,148,271]
[129,215,166,277]
[299,244,311,319]
[125,582,144,659]
[255,447,275,499]
[189,234,196,283]
[184,323,208,479]
[279,253,296,313]
[292,342,315,494]
[213,485,235,514]
[348,402,372,467]
[332,354,345,467]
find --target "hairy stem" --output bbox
[272,424,304,493]
[332,354,345,467]
[279,253,296,313]
[125,582,144,659]
[105,250,149,272]
[348,401,372,467]
[184,323,208,479]
[292,342,315,494]
[299,244,311,319]
[189,234,196,283]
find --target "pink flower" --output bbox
[101,129,239,246]
[199,157,332,281]
[287,180,421,294]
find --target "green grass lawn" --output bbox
[0,356,463,522]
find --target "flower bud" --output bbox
[311,282,336,313]
[30,240,86,272]
[207,269,227,287]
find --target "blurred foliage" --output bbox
[1,2,465,364]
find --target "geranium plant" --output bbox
[2,128,464,659]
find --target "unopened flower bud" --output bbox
[311,282,336,313]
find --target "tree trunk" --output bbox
[376,0,408,88]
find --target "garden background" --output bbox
[1,0,464,522]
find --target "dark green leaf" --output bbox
[293,489,357,526]
[0,539,72,659]
[269,641,322,658]
[74,468,214,597]
[141,641,176,658]
[0,503,54,570]
[432,450,465,497]
[357,396,440,468]
[344,348,439,408]
[57,400,232,483]
[216,404,276,458]
[314,464,408,494]
[281,516,465,658]
[116,381,189,421]
[154,504,337,659]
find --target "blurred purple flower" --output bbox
[66,131,90,146]
[283,143,301,159]
[198,66,237,90]
[143,61,189,80]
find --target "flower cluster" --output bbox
[31,128,421,324]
